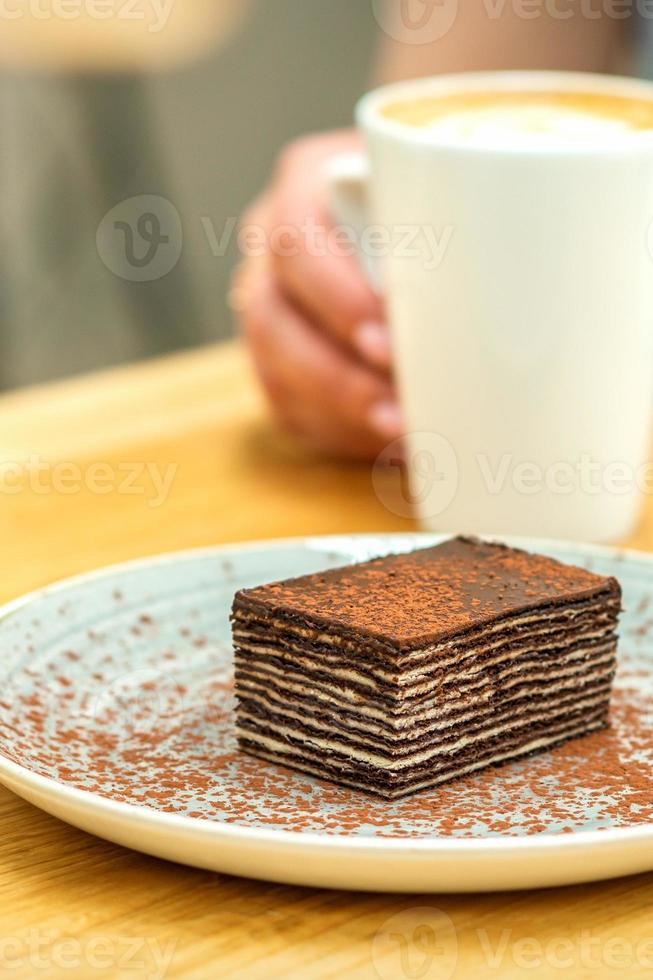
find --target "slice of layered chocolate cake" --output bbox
[232,537,621,799]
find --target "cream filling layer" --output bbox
[236,638,616,704]
[238,717,605,791]
[233,617,617,689]
[237,659,615,741]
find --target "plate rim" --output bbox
[0,530,651,856]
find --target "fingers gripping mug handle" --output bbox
[325,152,381,289]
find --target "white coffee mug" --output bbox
[328,71,653,543]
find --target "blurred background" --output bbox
[4,1,650,395]
[1,0,377,391]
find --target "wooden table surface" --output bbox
[1,340,652,979]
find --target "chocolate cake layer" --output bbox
[239,712,608,800]
[232,537,621,799]
[236,657,616,744]
[236,678,613,758]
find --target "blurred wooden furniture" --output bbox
[0,340,651,979]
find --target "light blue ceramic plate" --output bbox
[0,534,651,892]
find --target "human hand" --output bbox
[233,130,402,460]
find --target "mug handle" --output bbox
[325,152,381,289]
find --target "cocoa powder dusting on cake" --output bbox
[236,537,620,649]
